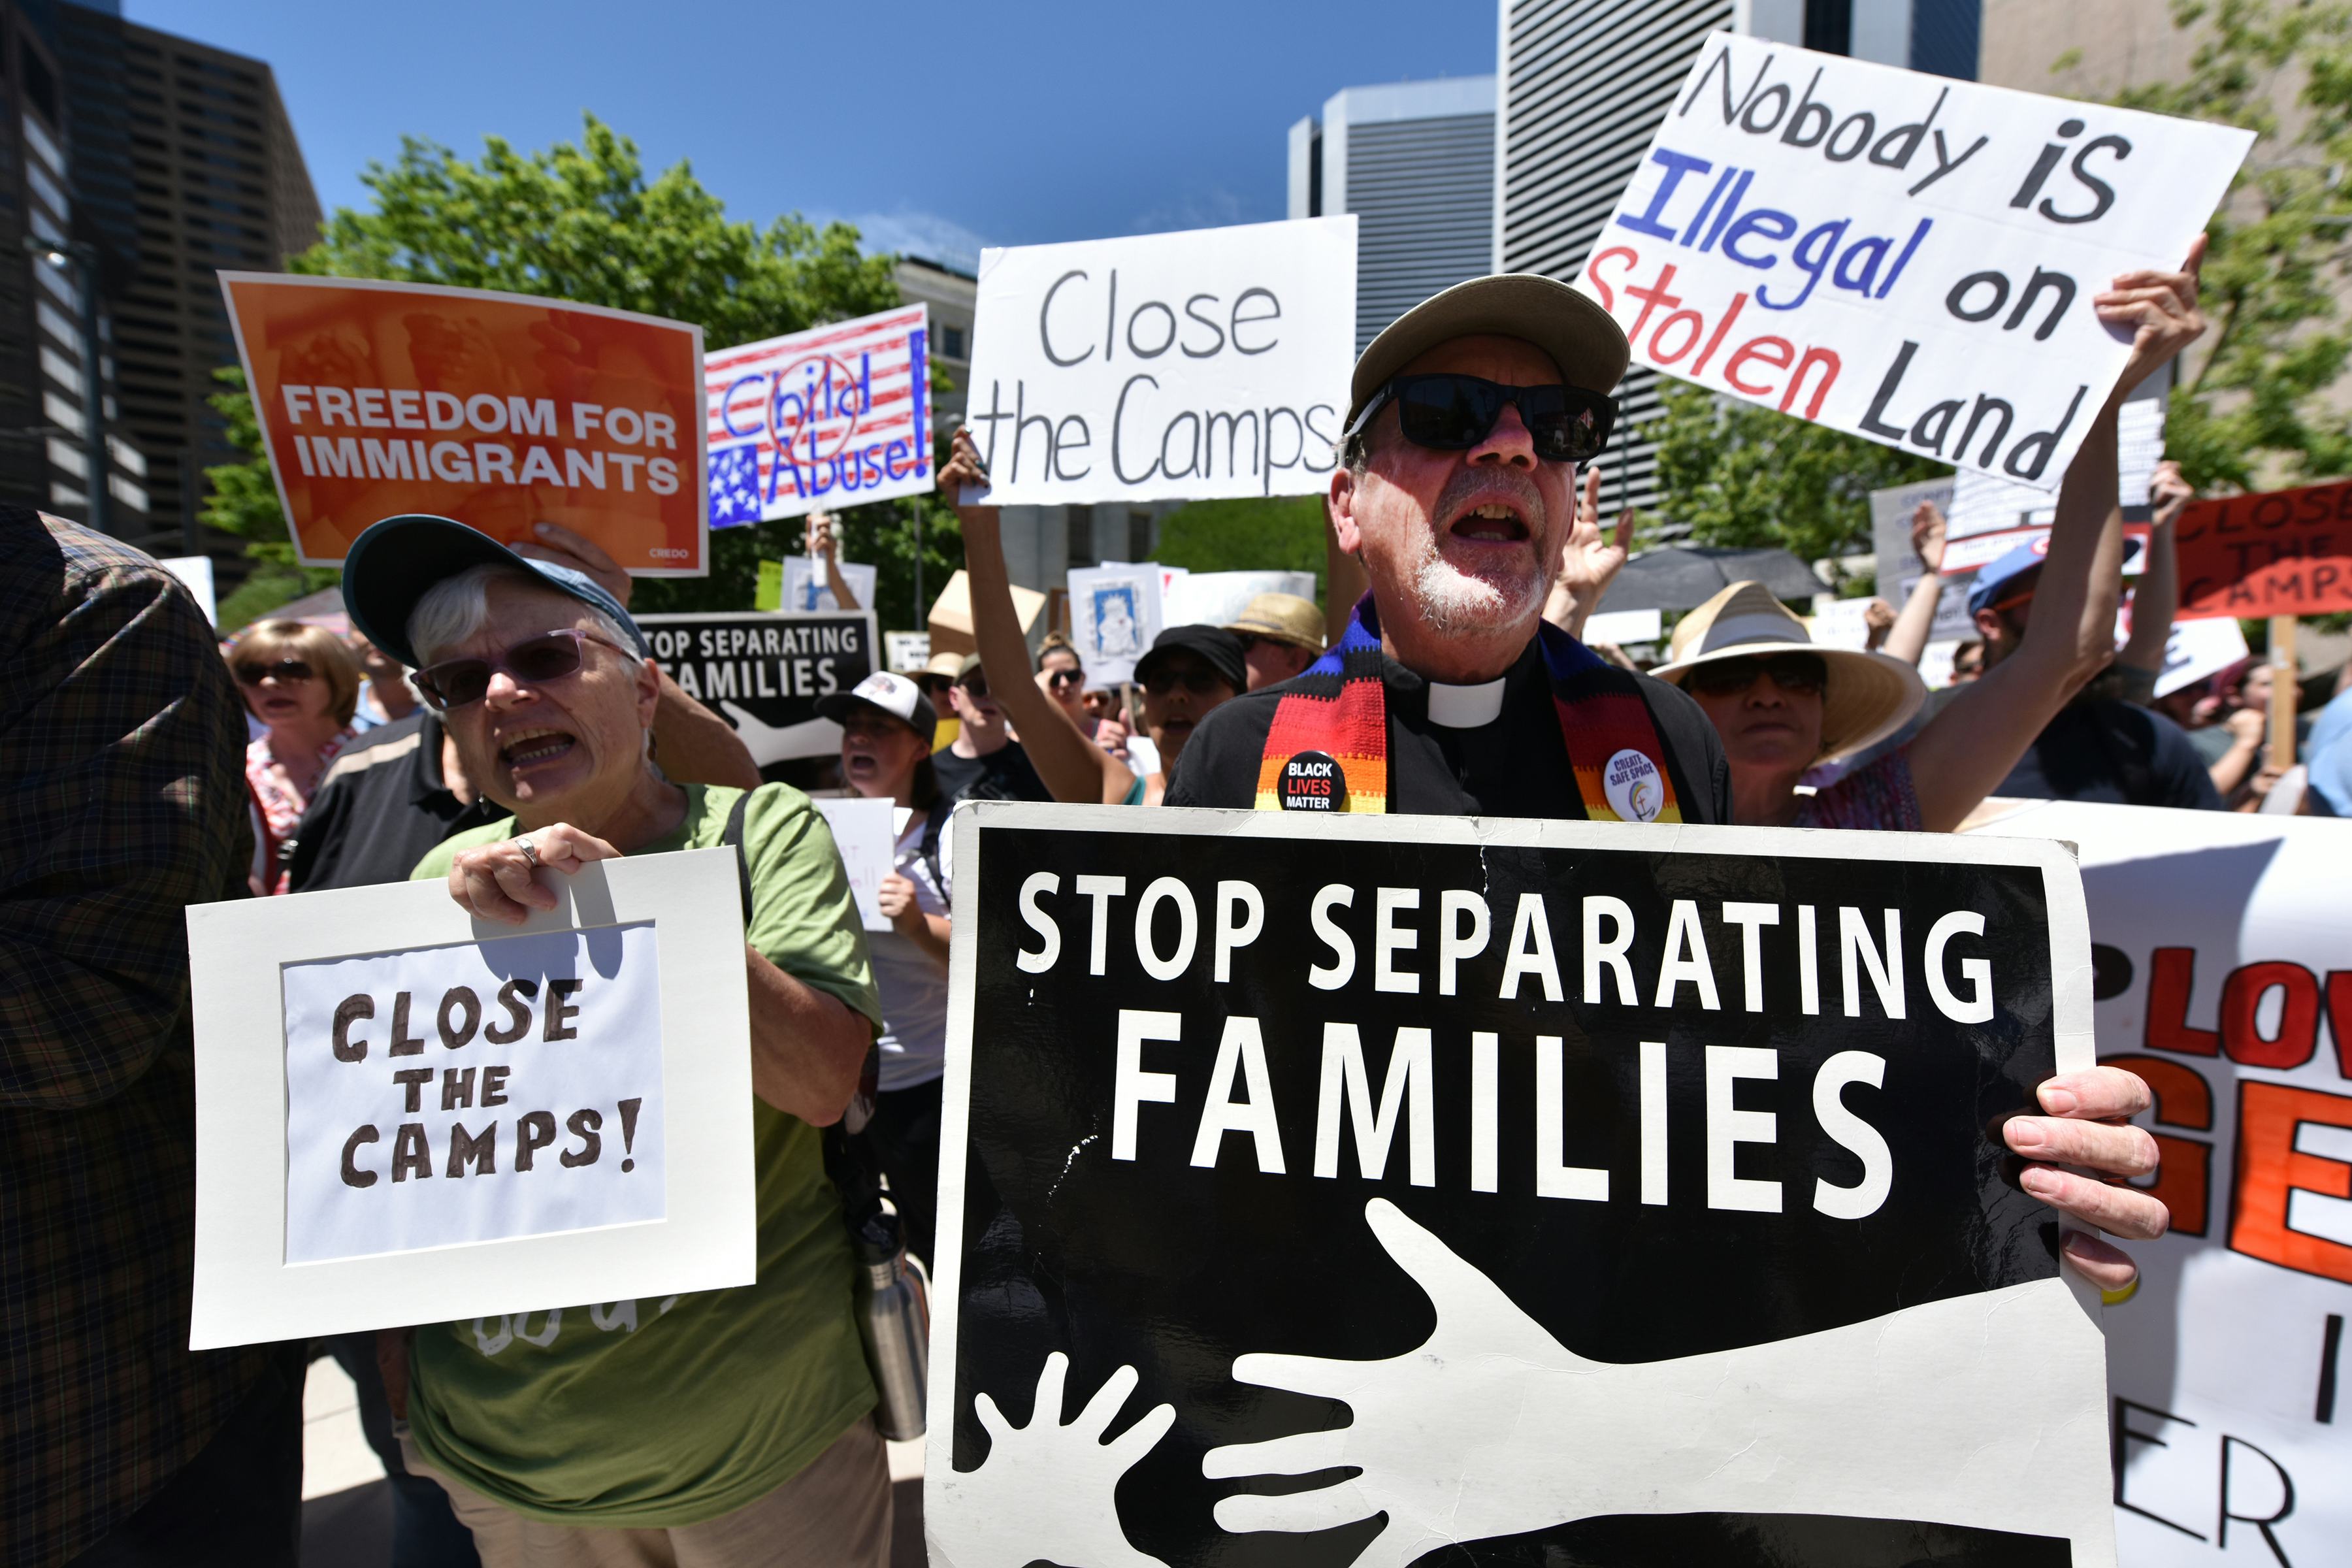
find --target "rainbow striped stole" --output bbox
[1254,598,1682,824]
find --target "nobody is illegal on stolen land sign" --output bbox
[927,804,2117,1568]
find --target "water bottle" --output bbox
[851,1206,928,1440]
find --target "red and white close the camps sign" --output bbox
[2175,479,2352,621]
[1969,802,2352,1564]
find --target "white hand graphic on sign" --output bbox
[930,1352,1176,1568]
[1204,1199,2110,1565]
[713,699,840,767]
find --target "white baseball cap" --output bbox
[816,670,938,745]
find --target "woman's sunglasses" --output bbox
[1044,668,1085,688]
[1348,373,1616,464]
[234,657,316,686]
[414,629,621,710]
[1683,653,1829,698]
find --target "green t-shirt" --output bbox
[403,783,884,1526]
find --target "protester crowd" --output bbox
[14,228,2352,1568]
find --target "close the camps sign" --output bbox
[1578,33,2249,489]
[636,610,879,766]
[960,216,1357,504]
[928,804,2117,1567]
[186,852,755,1348]
[2174,478,2352,620]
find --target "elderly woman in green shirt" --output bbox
[341,515,890,1568]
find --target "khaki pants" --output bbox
[397,1417,890,1568]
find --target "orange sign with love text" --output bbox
[221,273,708,575]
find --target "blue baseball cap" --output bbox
[1965,535,2055,617]
[341,514,648,670]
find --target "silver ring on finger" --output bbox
[515,835,542,869]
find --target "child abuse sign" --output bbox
[926,805,2119,1567]
[1577,33,2250,489]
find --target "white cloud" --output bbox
[1127,184,1249,237]
[827,208,990,272]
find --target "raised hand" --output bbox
[512,519,632,608]
[930,1352,1175,1568]
[2099,233,2206,398]
[2148,459,2195,529]
[804,510,838,563]
[1556,463,1635,613]
[1909,499,1948,574]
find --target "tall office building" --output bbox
[1288,75,1496,353]
[1,0,146,530]
[2,0,317,542]
[1496,0,1979,515]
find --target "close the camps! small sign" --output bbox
[186,851,756,1348]
[927,804,2117,1568]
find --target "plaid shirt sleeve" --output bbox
[1,509,274,1567]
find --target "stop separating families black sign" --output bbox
[635,610,878,766]
[926,804,2118,1568]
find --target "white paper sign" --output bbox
[1578,33,2249,489]
[783,556,879,615]
[1068,563,1165,687]
[1963,802,2352,1564]
[962,216,1357,504]
[1581,606,1664,644]
[159,554,218,626]
[884,630,931,672]
[2150,611,2249,698]
[187,852,757,1348]
[811,796,897,932]
[282,923,666,1263]
[1160,569,1318,630]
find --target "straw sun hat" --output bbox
[1650,581,1925,762]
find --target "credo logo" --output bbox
[1602,747,1664,823]
[647,547,692,560]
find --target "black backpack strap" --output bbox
[723,790,755,924]
[917,800,949,896]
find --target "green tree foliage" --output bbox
[200,114,941,619]
[203,365,339,629]
[1643,379,1950,586]
[2104,0,2352,491]
[1151,495,1330,598]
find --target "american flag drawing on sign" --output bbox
[702,303,934,525]
[708,443,762,529]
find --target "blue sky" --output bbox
[128,1,1497,270]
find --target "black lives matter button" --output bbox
[1279,751,1346,811]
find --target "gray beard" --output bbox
[1409,534,1549,637]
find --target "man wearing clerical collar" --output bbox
[1167,274,1731,822]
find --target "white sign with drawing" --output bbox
[1068,563,1164,688]
[962,216,1357,504]
[1578,33,2248,488]
[783,556,879,615]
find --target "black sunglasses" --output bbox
[1351,373,1615,464]
[414,629,623,710]
[1044,667,1085,687]
[235,657,316,686]
[1683,653,1829,698]
[957,676,991,701]
[1143,667,1232,697]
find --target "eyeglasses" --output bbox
[957,676,991,701]
[234,657,316,686]
[1044,668,1085,688]
[1683,653,1829,698]
[414,629,623,710]
[1349,373,1616,464]
[1143,667,1232,697]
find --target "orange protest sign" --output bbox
[2175,478,2352,620]
[221,274,708,575]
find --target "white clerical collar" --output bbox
[1426,676,1507,729]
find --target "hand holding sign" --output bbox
[448,825,620,925]
[934,1352,1175,1568]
